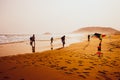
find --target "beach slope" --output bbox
[0,35,120,80]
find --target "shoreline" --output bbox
[0,34,120,80]
[0,38,84,57]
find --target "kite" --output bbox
[92,33,106,40]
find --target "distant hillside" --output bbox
[72,26,120,34]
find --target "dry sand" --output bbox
[0,35,120,80]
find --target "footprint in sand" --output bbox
[3,76,10,79]
[111,61,119,66]
[78,60,83,63]
[92,63,97,66]
[50,65,57,68]
[71,68,78,71]
[48,61,52,64]
[84,68,92,70]
[41,63,45,65]
[98,71,112,80]
[64,71,72,74]
[105,64,113,68]
[60,66,67,70]
[114,72,120,78]
[99,74,112,80]
[76,72,81,74]
[96,76,101,80]
[65,60,71,64]
[98,71,106,74]
[83,72,90,76]
[102,70,108,73]
[78,64,83,66]
[68,68,78,73]
[78,60,83,66]
[59,57,63,59]
[78,74,86,79]
[89,66,94,68]
[106,56,111,59]
[75,55,79,57]
[69,55,72,57]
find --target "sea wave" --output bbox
[0,34,85,44]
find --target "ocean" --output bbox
[0,34,85,45]
[0,33,86,56]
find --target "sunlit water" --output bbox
[0,33,86,56]
[0,34,85,44]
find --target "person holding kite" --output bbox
[92,33,106,57]
[96,41,103,57]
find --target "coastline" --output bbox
[0,39,82,57]
[0,40,59,57]
[0,34,120,80]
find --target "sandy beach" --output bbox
[0,35,83,57]
[0,40,63,57]
[0,34,120,80]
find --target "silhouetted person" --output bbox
[96,41,102,57]
[50,37,53,50]
[88,35,90,41]
[61,35,65,47]
[30,34,35,52]
[50,37,53,44]
[98,41,101,51]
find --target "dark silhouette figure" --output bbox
[98,41,101,51]
[88,35,90,41]
[96,41,103,57]
[30,34,35,52]
[50,37,53,50]
[50,37,53,44]
[61,35,65,47]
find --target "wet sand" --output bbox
[0,35,120,80]
[0,40,62,57]
[0,37,80,57]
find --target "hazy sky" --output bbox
[0,0,120,34]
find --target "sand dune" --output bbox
[72,26,120,34]
[0,35,120,80]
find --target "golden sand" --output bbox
[0,35,120,80]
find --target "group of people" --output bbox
[50,35,66,50]
[30,33,104,58]
[30,34,66,52]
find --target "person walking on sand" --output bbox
[50,37,53,50]
[29,34,35,52]
[98,41,101,51]
[61,35,65,48]
[50,37,53,44]
[88,34,90,41]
